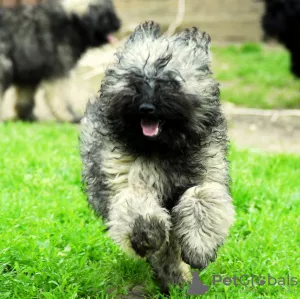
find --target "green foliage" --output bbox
[213,44,300,109]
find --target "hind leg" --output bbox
[0,55,13,120]
[148,231,192,293]
[15,85,37,121]
[0,84,5,120]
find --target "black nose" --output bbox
[139,103,156,114]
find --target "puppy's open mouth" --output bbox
[141,119,162,137]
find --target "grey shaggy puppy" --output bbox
[0,0,120,121]
[80,21,235,293]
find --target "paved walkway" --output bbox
[224,103,300,154]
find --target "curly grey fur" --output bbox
[0,0,120,121]
[80,21,235,293]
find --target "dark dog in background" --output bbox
[261,0,300,77]
[80,21,235,293]
[0,0,120,121]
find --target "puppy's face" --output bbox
[63,0,121,45]
[87,2,121,45]
[102,22,220,155]
[131,75,187,140]
[107,68,197,146]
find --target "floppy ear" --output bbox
[127,21,161,43]
[165,27,212,76]
[86,5,101,28]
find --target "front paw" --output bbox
[181,243,217,270]
[130,215,167,257]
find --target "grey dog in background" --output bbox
[0,0,120,121]
[80,21,235,293]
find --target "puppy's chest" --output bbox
[103,151,201,208]
[130,158,196,209]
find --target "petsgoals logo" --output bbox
[212,274,298,287]
[188,272,298,296]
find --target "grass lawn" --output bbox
[0,123,299,298]
[212,43,300,109]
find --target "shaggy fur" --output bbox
[80,21,235,293]
[0,0,120,121]
[262,0,300,77]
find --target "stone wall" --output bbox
[114,0,264,42]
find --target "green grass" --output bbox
[212,43,300,109]
[0,123,299,298]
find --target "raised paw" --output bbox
[130,215,166,257]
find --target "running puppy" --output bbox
[80,21,235,293]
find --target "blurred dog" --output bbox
[0,0,120,121]
[262,0,300,77]
[80,21,235,293]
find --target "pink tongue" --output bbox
[107,34,117,44]
[141,120,159,136]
